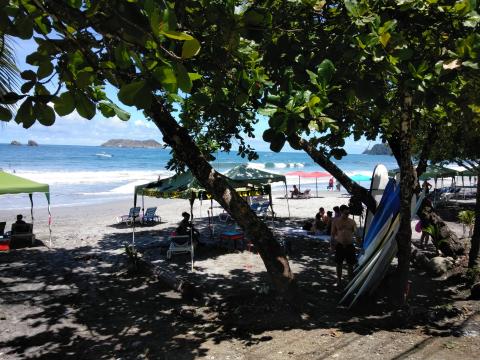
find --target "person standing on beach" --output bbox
[331,205,357,287]
[328,177,334,191]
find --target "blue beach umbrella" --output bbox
[350,174,372,182]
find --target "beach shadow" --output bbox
[0,224,470,359]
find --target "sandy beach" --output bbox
[1,190,479,359]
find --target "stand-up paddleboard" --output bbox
[340,182,398,305]
[362,164,389,241]
[362,179,398,252]
[344,191,426,308]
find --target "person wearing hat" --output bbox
[331,205,357,287]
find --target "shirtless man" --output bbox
[331,205,357,287]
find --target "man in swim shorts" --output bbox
[331,205,357,287]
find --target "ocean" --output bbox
[0,144,398,209]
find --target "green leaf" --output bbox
[21,70,36,81]
[67,0,82,8]
[270,132,286,152]
[15,99,36,128]
[98,102,116,117]
[35,102,56,126]
[54,92,76,116]
[20,81,35,94]
[114,44,132,69]
[14,15,33,39]
[317,59,335,85]
[118,80,147,106]
[188,73,202,81]
[76,70,95,88]
[99,101,131,120]
[153,66,177,84]
[181,38,201,59]
[74,92,96,119]
[161,30,193,40]
[0,106,12,121]
[118,80,152,109]
[175,63,192,93]
[37,61,54,79]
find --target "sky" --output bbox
[0,39,373,154]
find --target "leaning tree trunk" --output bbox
[468,176,480,269]
[418,200,465,257]
[149,100,296,298]
[288,134,377,212]
[392,90,416,305]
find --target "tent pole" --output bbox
[142,194,145,223]
[285,183,291,218]
[190,195,195,272]
[29,193,34,224]
[46,193,52,248]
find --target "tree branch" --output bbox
[287,133,377,212]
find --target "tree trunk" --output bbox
[392,90,416,305]
[418,200,465,257]
[468,176,480,269]
[287,134,377,212]
[149,100,296,298]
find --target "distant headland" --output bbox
[363,143,392,155]
[101,139,163,148]
[10,140,39,146]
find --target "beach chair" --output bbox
[298,189,311,199]
[166,235,193,259]
[253,201,275,220]
[142,207,160,224]
[9,223,35,249]
[116,207,141,225]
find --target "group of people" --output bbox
[306,205,358,287]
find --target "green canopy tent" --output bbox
[134,170,273,270]
[0,171,52,246]
[224,164,290,217]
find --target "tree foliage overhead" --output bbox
[0,0,267,163]
[238,0,480,163]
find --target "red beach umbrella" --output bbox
[285,171,331,196]
[300,171,331,196]
[286,171,306,190]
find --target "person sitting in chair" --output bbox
[176,212,200,245]
[15,214,26,225]
[291,185,303,198]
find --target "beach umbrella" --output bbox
[350,174,372,182]
[285,170,330,196]
[298,171,330,197]
[285,170,305,190]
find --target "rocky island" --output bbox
[363,143,392,155]
[10,140,21,145]
[28,140,39,146]
[101,139,163,148]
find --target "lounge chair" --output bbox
[298,189,311,199]
[142,207,160,224]
[116,207,141,225]
[166,235,194,259]
[9,223,35,249]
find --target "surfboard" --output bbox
[362,164,389,239]
[345,191,426,307]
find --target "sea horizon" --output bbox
[0,143,397,209]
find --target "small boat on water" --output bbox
[95,152,113,158]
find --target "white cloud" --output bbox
[134,119,154,129]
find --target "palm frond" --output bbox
[0,33,20,103]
